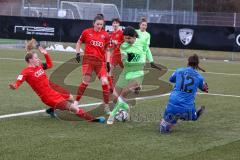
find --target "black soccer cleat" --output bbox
[134,86,141,94]
[45,108,56,118]
[196,105,205,120]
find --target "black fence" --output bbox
[0,15,240,51]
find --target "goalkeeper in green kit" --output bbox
[107,26,148,124]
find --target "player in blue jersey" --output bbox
[160,54,208,133]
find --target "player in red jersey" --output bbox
[75,15,111,113]
[9,46,105,123]
[107,18,124,92]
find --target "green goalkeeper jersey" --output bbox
[136,29,154,62]
[120,38,147,80]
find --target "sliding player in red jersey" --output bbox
[75,15,111,113]
[9,45,105,123]
[107,18,124,92]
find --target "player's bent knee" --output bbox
[55,100,72,111]
[100,77,108,85]
[82,75,91,85]
[68,94,74,102]
[69,103,79,113]
[82,78,90,85]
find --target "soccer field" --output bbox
[0,48,240,160]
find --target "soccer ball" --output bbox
[115,109,128,122]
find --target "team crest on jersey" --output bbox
[179,28,194,46]
[17,75,23,80]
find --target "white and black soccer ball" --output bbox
[115,109,128,122]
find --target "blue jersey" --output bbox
[168,67,205,108]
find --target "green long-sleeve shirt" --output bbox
[136,29,154,62]
[120,38,147,80]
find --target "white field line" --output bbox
[0,102,104,119]
[199,92,240,98]
[1,92,240,119]
[158,56,240,64]
[160,61,240,75]
[1,57,240,76]
[166,69,240,76]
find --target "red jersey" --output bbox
[13,54,69,104]
[78,28,110,64]
[109,29,124,55]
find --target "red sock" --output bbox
[102,84,109,104]
[76,82,88,101]
[76,109,94,121]
[108,76,114,91]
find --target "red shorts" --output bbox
[41,86,71,110]
[111,54,123,68]
[49,82,70,98]
[82,62,107,78]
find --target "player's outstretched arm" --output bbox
[199,79,208,93]
[169,71,177,83]
[38,46,53,70]
[9,83,17,90]
[9,71,27,90]
[202,82,209,93]
[146,47,154,63]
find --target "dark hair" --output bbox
[93,14,104,23]
[123,26,138,38]
[96,13,104,18]
[188,54,199,69]
[112,18,120,24]
[139,17,147,24]
[25,52,34,62]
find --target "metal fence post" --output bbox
[233,12,237,60]
[146,0,149,21]
[234,12,236,27]
[171,0,174,24]
[10,5,13,16]
[120,0,123,20]
[134,8,137,22]
[41,4,44,17]
[183,10,186,24]
[191,0,194,12]
[28,3,30,16]
[57,0,60,13]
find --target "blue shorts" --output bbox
[163,103,197,124]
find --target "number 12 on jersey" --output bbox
[180,74,194,93]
